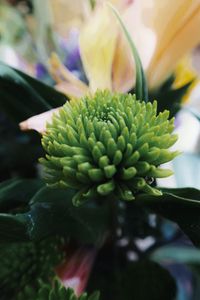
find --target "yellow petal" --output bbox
[145,0,200,88]
[55,82,89,99]
[19,108,60,133]
[173,56,196,89]
[112,33,135,92]
[111,0,156,92]
[111,0,156,93]
[48,53,89,97]
[173,56,199,103]
[79,4,118,92]
[121,0,156,71]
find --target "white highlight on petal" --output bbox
[19,108,60,133]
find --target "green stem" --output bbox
[89,0,96,9]
[108,3,148,102]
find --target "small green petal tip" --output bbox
[41,90,179,205]
[17,278,100,300]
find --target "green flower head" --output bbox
[41,91,179,205]
[18,279,100,300]
[0,238,64,299]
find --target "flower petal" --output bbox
[112,0,156,92]
[118,0,200,89]
[48,53,89,97]
[56,247,96,296]
[173,56,199,103]
[112,33,135,93]
[145,0,200,88]
[122,0,156,70]
[19,108,60,133]
[55,82,89,98]
[174,56,197,88]
[79,4,118,92]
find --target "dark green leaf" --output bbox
[0,114,43,181]
[149,76,193,116]
[0,178,44,212]
[88,291,100,300]
[15,68,67,108]
[26,187,110,244]
[124,201,159,239]
[0,62,67,122]
[118,260,176,300]
[0,213,28,242]
[89,253,176,300]
[137,187,200,246]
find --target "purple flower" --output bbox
[35,63,48,79]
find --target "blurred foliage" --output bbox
[0,117,42,180]
[0,237,65,299]
[0,62,67,182]
[88,245,177,300]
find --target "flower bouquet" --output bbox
[1,1,200,299]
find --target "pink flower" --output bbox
[55,246,97,296]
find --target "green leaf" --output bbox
[89,257,176,300]
[0,178,44,212]
[0,213,28,242]
[0,178,41,242]
[0,62,67,122]
[0,185,109,244]
[137,187,200,246]
[149,76,193,116]
[88,291,100,300]
[16,68,67,108]
[118,260,176,300]
[108,3,148,102]
[26,187,110,244]
[89,0,96,9]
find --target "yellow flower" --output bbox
[48,2,134,97]
[50,0,200,96]
[79,4,118,92]
[108,0,200,91]
[144,0,200,89]
[20,0,200,132]
[173,56,199,103]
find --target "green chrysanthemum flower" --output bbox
[18,279,100,300]
[0,237,65,300]
[41,91,179,205]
